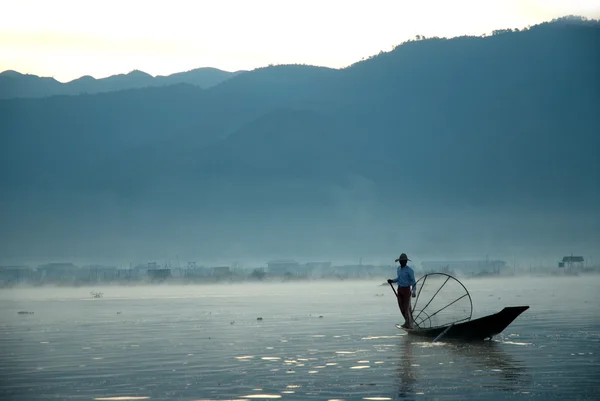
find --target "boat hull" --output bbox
[398,306,529,341]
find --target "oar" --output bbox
[389,281,406,319]
[432,323,454,343]
[388,281,398,297]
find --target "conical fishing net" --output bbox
[411,273,473,329]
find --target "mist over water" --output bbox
[1,276,599,400]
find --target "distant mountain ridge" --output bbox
[0,16,599,262]
[0,67,244,99]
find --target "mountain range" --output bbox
[0,67,243,99]
[1,16,599,264]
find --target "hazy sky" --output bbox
[1,0,598,82]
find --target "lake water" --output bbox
[1,276,599,401]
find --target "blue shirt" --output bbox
[391,265,417,290]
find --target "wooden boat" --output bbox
[390,273,529,341]
[397,305,529,341]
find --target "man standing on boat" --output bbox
[387,253,417,329]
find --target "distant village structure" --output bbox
[0,254,596,287]
[421,259,508,277]
[558,255,585,271]
[0,259,391,286]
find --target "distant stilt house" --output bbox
[184,262,213,277]
[249,267,266,280]
[212,266,231,279]
[37,263,80,282]
[117,268,132,279]
[558,255,584,271]
[132,262,159,278]
[267,260,300,276]
[85,265,118,281]
[148,268,171,282]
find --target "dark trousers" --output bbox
[397,286,413,324]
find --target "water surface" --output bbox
[1,276,599,400]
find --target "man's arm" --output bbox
[410,269,417,294]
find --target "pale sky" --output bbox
[1,0,598,82]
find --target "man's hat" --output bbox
[395,253,410,262]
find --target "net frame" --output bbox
[411,273,473,329]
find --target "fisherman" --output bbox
[387,253,417,329]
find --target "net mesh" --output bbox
[411,273,472,329]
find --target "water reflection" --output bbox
[451,341,531,390]
[396,338,417,400]
[394,337,531,399]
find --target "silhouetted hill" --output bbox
[155,67,245,88]
[1,17,599,262]
[0,67,243,99]
[0,70,64,99]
